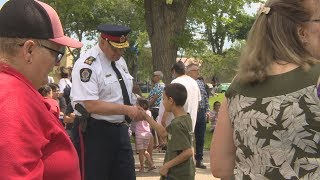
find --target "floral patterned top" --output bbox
[225,64,320,179]
[148,81,165,108]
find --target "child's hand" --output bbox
[135,106,146,121]
[127,106,145,121]
[141,110,152,121]
[69,113,76,119]
[159,164,169,177]
[63,113,75,124]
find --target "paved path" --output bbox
[134,150,220,180]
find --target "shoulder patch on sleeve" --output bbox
[80,68,92,82]
[84,56,96,65]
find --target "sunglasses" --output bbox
[37,41,65,63]
[19,41,65,63]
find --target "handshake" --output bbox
[125,105,149,122]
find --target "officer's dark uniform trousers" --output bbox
[84,117,135,180]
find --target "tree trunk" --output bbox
[144,0,192,84]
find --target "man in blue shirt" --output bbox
[187,63,209,169]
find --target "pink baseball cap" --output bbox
[0,0,83,48]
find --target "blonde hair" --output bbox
[238,0,319,84]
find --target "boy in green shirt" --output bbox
[144,83,195,180]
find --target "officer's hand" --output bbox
[63,113,75,124]
[126,106,144,121]
[134,106,146,121]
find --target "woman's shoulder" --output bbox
[227,64,320,98]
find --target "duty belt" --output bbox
[103,119,129,127]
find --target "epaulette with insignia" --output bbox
[84,56,96,65]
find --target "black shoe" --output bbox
[196,161,207,169]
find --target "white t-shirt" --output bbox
[58,78,72,93]
[157,75,201,132]
[48,76,54,83]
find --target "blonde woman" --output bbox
[211,0,320,179]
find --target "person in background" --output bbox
[71,24,144,180]
[135,98,155,172]
[207,101,221,133]
[158,61,200,132]
[198,76,211,98]
[130,82,143,152]
[211,76,219,96]
[144,83,195,180]
[186,63,209,169]
[48,75,54,83]
[0,0,83,179]
[148,71,165,155]
[58,66,72,104]
[211,0,320,179]
[48,83,67,116]
[38,84,60,119]
[148,70,165,119]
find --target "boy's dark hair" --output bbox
[164,83,187,106]
[38,85,52,97]
[171,61,185,75]
[137,98,149,110]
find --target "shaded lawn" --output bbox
[204,93,225,150]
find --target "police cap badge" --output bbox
[98,24,131,49]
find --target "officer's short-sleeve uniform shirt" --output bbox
[71,45,134,123]
[161,114,195,180]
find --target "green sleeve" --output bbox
[169,123,192,151]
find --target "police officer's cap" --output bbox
[97,24,131,49]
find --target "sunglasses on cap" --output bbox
[19,41,65,63]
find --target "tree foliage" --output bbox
[44,0,149,80]
[45,0,258,83]
[199,40,246,83]
[188,0,258,55]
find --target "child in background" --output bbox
[135,98,155,172]
[144,83,195,180]
[38,85,60,120]
[208,101,221,133]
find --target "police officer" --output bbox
[71,24,144,180]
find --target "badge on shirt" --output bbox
[168,133,172,141]
[80,68,92,82]
[84,56,96,65]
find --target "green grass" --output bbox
[140,92,225,150]
[141,93,149,98]
[204,93,225,150]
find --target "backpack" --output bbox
[63,83,71,105]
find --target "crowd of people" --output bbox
[1,0,320,180]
